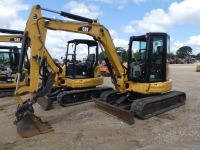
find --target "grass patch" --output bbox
[73,129,84,141]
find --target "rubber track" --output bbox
[0,89,15,98]
[94,90,186,124]
[131,91,186,119]
[57,86,113,107]
[99,90,118,102]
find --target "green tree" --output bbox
[98,51,105,61]
[122,50,128,62]
[53,58,59,62]
[99,47,128,62]
[133,50,139,59]
[116,47,128,62]
[176,46,192,58]
[168,52,176,58]
[196,53,200,60]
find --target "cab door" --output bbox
[147,33,168,83]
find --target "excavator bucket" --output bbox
[15,72,56,138]
[17,111,54,138]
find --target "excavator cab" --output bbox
[0,46,20,74]
[65,39,98,79]
[0,46,27,97]
[128,33,169,83]
[0,28,28,97]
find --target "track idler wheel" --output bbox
[17,111,54,138]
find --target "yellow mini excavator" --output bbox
[50,38,112,107]
[14,5,186,138]
[0,29,29,97]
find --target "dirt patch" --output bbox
[0,64,200,150]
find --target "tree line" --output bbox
[169,46,200,60]
[99,46,200,61]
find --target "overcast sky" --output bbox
[0,0,199,60]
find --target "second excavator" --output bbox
[0,29,28,97]
[14,5,186,138]
[50,38,112,106]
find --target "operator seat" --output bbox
[86,54,95,66]
[85,54,95,78]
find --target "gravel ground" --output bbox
[0,64,200,150]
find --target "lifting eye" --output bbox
[100,28,104,33]
[60,79,65,84]
[125,83,129,89]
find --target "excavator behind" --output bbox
[99,50,125,76]
[51,38,112,106]
[0,28,53,111]
[14,5,186,138]
[0,29,28,97]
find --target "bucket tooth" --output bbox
[17,111,54,138]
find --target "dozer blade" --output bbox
[36,73,56,110]
[93,98,135,125]
[17,111,54,138]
